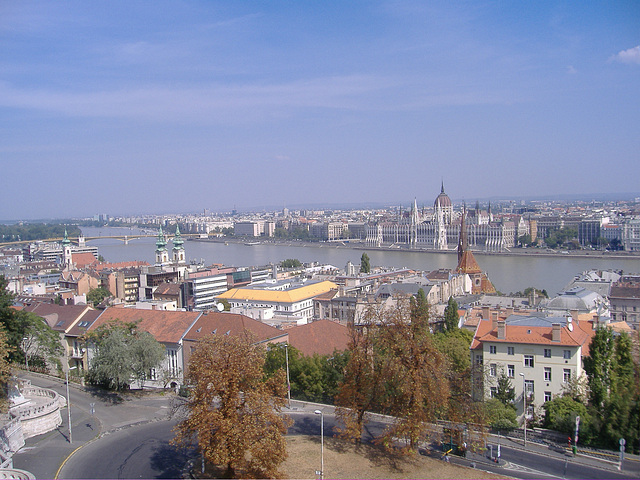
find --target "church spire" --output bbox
[155,226,169,265]
[457,203,468,265]
[172,224,186,264]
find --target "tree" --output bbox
[1,276,61,368]
[484,398,518,431]
[130,331,166,388]
[0,327,13,413]
[86,287,112,307]
[360,253,370,274]
[584,329,640,453]
[494,373,515,407]
[173,334,291,478]
[85,321,165,390]
[443,297,459,332]
[517,234,532,247]
[543,396,590,439]
[279,258,301,269]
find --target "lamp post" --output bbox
[314,409,324,479]
[285,344,291,408]
[66,365,78,443]
[22,338,29,372]
[519,372,527,446]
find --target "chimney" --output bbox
[552,323,561,342]
[592,314,600,327]
[482,306,490,320]
[491,311,498,329]
[570,309,579,324]
[497,320,506,339]
[505,307,514,317]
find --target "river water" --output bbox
[81,226,640,297]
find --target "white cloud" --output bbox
[566,65,577,75]
[610,45,640,65]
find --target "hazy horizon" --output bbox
[2,1,639,220]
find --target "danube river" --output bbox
[81,226,640,297]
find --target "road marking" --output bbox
[501,460,563,479]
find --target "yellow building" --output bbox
[217,280,337,323]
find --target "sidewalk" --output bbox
[12,372,175,480]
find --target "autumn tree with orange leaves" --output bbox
[336,296,481,453]
[172,334,291,479]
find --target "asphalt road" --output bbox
[12,373,639,480]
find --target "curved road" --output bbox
[57,414,637,480]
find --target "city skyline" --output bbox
[1,1,639,220]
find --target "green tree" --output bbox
[0,327,13,413]
[360,253,371,274]
[543,396,590,439]
[484,398,518,431]
[279,259,302,269]
[443,297,459,332]
[410,288,429,322]
[85,321,165,390]
[173,334,290,478]
[86,287,112,307]
[517,234,532,247]
[1,276,62,368]
[494,373,515,407]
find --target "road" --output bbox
[12,373,639,479]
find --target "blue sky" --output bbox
[1,1,639,220]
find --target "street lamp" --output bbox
[314,409,324,480]
[66,365,78,443]
[22,337,30,372]
[285,344,291,408]
[519,372,527,446]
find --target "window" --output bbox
[563,350,571,359]
[490,364,497,377]
[507,364,515,378]
[544,391,552,403]
[507,346,514,356]
[524,355,534,368]
[524,379,535,394]
[563,369,571,383]
[490,386,497,398]
[544,367,552,381]
[544,348,551,358]
[489,345,497,354]
[475,354,483,365]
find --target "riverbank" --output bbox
[188,236,639,260]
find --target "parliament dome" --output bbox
[434,182,452,208]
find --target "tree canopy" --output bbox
[173,334,291,478]
[443,297,459,332]
[86,287,112,307]
[85,321,165,390]
[279,258,302,269]
[359,253,370,273]
[0,327,12,413]
[335,300,482,452]
[1,275,62,369]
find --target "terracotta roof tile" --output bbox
[89,307,201,343]
[183,312,287,343]
[287,320,350,356]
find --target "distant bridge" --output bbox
[0,233,208,247]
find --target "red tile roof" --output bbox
[471,318,595,355]
[183,312,287,343]
[89,307,201,344]
[286,319,350,356]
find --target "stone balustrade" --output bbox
[7,386,63,440]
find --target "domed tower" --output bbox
[155,226,169,265]
[434,181,453,225]
[172,225,186,264]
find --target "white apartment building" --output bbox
[471,313,595,423]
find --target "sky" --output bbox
[1,1,639,220]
